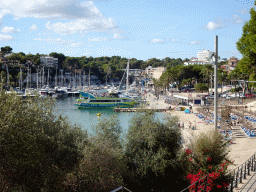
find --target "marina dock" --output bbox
[114,108,169,112]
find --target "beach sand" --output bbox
[144,92,256,170]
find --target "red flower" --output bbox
[187,174,193,180]
[206,186,212,191]
[189,157,192,161]
[208,166,212,169]
[222,182,229,187]
[219,168,224,172]
[217,185,222,189]
[185,149,192,155]
[207,157,213,162]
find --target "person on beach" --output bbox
[189,121,192,130]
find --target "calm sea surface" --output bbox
[53,96,169,136]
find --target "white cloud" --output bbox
[0,0,103,20]
[236,8,248,14]
[1,26,20,33]
[113,33,128,40]
[204,21,225,30]
[231,15,244,24]
[29,24,38,31]
[170,39,181,43]
[0,34,14,41]
[150,39,166,44]
[34,37,73,45]
[189,40,202,44]
[0,1,122,35]
[34,37,85,47]
[46,17,118,35]
[88,37,108,41]
[69,42,85,47]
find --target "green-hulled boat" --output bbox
[74,92,136,109]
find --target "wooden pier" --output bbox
[114,108,169,112]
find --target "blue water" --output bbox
[53,96,169,136]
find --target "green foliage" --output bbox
[124,111,185,191]
[230,87,242,92]
[49,52,66,69]
[0,90,88,191]
[180,130,233,191]
[195,83,208,92]
[249,73,256,88]
[236,1,256,76]
[182,130,231,170]
[1,46,12,55]
[64,115,125,192]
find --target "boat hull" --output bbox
[75,102,135,109]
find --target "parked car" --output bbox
[225,95,233,100]
[245,93,256,98]
[183,89,191,92]
[239,93,246,98]
[206,95,214,99]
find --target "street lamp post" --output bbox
[214,35,218,131]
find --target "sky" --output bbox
[0,0,255,61]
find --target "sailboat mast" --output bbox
[55,68,57,87]
[47,67,49,86]
[19,67,22,91]
[27,66,29,89]
[126,59,129,91]
[89,68,90,89]
[37,68,38,90]
[42,67,44,87]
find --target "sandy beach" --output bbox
[144,91,256,170]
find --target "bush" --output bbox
[195,83,208,92]
[63,115,125,192]
[124,111,186,191]
[179,130,233,191]
[230,87,242,92]
[0,90,88,191]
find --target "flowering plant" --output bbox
[180,131,234,191]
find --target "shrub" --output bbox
[124,111,186,191]
[195,83,208,92]
[63,115,125,192]
[179,130,233,191]
[230,87,242,92]
[0,90,88,191]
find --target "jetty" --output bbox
[114,108,170,112]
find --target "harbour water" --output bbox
[54,96,169,136]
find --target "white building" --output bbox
[40,56,58,67]
[145,66,166,80]
[184,61,209,66]
[197,49,215,62]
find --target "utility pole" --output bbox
[214,35,218,131]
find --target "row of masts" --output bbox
[3,59,130,91]
[2,66,92,91]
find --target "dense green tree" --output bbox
[63,115,125,192]
[237,1,256,67]
[49,52,66,69]
[124,111,185,191]
[63,57,80,70]
[0,91,88,191]
[0,46,13,55]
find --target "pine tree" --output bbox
[236,1,256,69]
